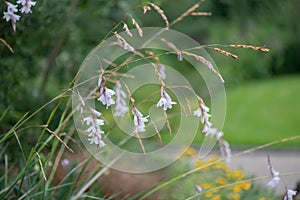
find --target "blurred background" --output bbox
[1,0,299,149]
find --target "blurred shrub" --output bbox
[204,0,300,84]
[0,0,139,131]
[159,147,278,199]
[163,0,300,85]
[0,0,142,160]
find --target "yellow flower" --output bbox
[195,159,202,168]
[211,188,219,193]
[220,165,231,172]
[201,183,213,189]
[231,170,245,180]
[182,147,197,156]
[232,182,251,192]
[240,182,251,190]
[258,198,271,200]
[230,193,240,200]
[184,148,197,156]
[216,177,227,185]
[201,166,210,171]
[213,162,230,171]
[207,156,220,164]
[225,171,232,178]
[233,185,242,193]
[211,195,221,200]
[205,192,213,198]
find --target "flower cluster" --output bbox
[193,99,212,133]
[132,105,149,133]
[283,188,297,200]
[3,0,36,31]
[193,98,231,161]
[83,108,105,148]
[76,91,106,148]
[17,0,36,13]
[76,72,118,148]
[98,86,115,109]
[157,86,176,111]
[97,75,116,109]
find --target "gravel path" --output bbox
[226,148,300,195]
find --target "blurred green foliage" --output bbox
[207,0,300,83]
[0,0,138,131]
[0,0,140,161]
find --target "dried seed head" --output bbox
[149,2,169,28]
[131,16,143,37]
[161,38,180,52]
[228,44,270,52]
[114,32,135,52]
[182,51,225,83]
[160,38,183,62]
[212,47,238,59]
[143,6,151,14]
[123,22,133,37]
[171,3,199,25]
[191,12,212,16]
[0,38,14,53]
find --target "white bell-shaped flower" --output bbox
[157,87,176,111]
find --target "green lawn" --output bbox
[223,75,300,147]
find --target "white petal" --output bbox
[83,116,93,126]
[193,108,202,117]
[91,109,101,117]
[267,176,280,188]
[201,104,210,112]
[106,88,116,96]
